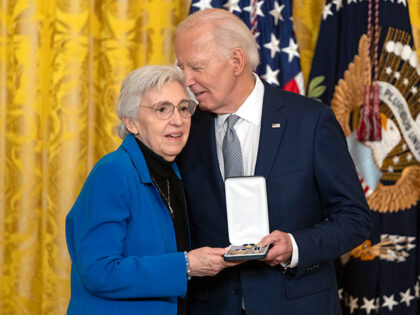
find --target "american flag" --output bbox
[189,0,304,94]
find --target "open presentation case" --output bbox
[223,176,270,261]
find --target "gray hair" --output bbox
[176,9,260,71]
[116,65,186,139]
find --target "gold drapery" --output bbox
[0,1,188,313]
[0,1,418,314]
[293,0,325,85]
[408,0,420,62]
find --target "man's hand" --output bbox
[188,247,242,277]
[257,230,293,267]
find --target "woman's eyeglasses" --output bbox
[140,99,197,120]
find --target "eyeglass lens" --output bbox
[154,100,196,119]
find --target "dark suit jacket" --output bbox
[177,82,372,315]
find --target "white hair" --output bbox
[116,65,187,139]
[176,9,260,71]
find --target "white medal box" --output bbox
[224,176,270,261]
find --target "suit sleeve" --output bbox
[291,106,372,276]
[66,162,187,299]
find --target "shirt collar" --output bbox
[216,74,264,128]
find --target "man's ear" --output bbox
[122,117,139,135]
[231,48,245,76]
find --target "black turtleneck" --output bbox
[136,139,188,315]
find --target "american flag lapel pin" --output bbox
[272,123,281,128]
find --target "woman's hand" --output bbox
[188,247,241,277]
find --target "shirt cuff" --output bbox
[280,233,299,268]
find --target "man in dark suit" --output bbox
[175,8,372,315]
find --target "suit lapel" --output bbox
[193,83,288,189]
[255,84,287,179]
[196,113,225,193]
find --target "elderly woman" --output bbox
[66,65,236,315]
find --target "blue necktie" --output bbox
[223,114,243,179]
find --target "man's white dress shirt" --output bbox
[214,75,298,268]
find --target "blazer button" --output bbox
[232,287,240,295]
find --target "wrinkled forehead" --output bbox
[177,22,216,46]
[143,81,188,104]
[176,29,222,64]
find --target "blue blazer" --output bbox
[66,134,188,315]
[177,82,372,315]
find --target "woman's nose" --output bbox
[169,106,183,125]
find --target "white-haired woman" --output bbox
[66,65,238,315]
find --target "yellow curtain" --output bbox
[0,0,418,314]
[0,1,188,314]
[293,0,324,85]
[408,0,420,61]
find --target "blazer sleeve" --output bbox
[291,106,372,276]
[66,161,187,300]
